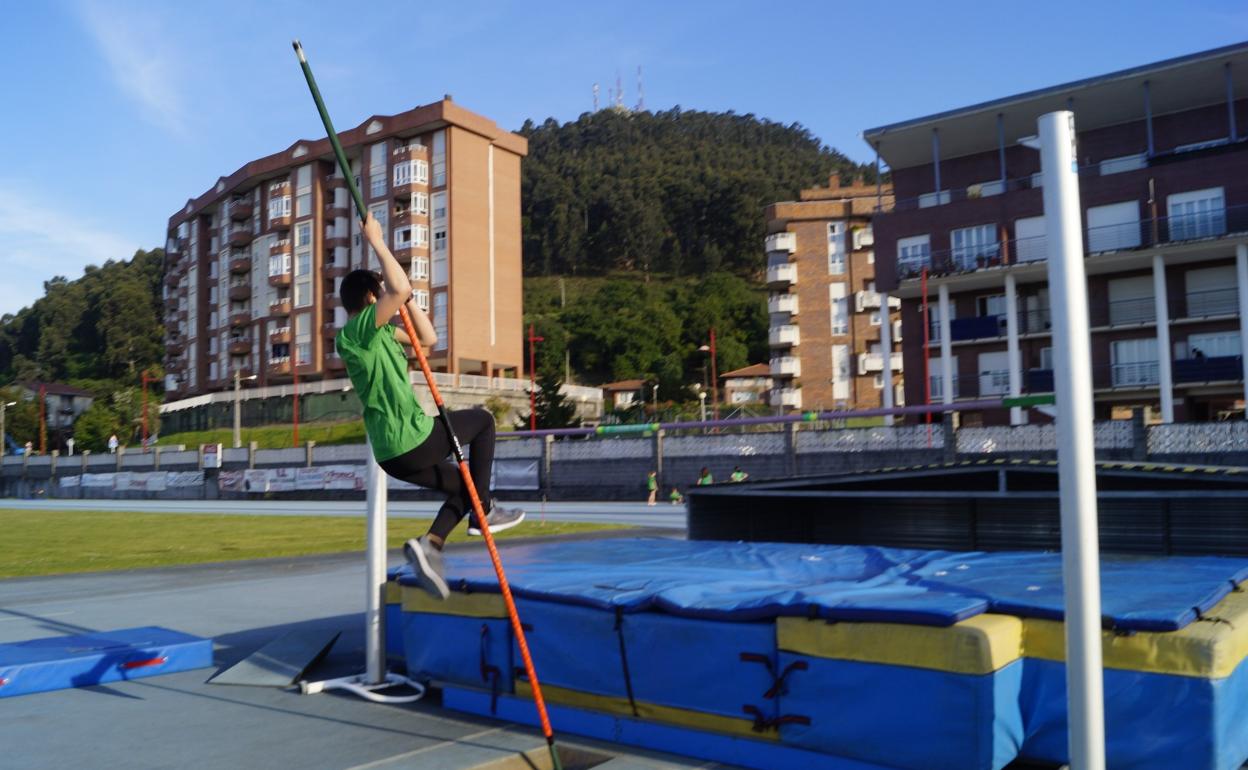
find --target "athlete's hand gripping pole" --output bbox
[292,40,562,769]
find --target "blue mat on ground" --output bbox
[0,626,213,697]
[395,538,1248,631]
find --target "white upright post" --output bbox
[1236,245,1248,414]
[939,284,954,403]
[1039,110,1105,770]
[880,292,895,426]
[364,441,387,685]
[1005,273,1023,425]
[1152,255,1174,423]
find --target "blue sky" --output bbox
[0,0,1244,317]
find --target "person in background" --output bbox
[646,470,658,505]
[730,466,748,483]
[696,467,714,486]
[669,487,684,505]
[108,434,119,454]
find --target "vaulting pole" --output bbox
[293,41,563,769]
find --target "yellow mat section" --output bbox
[777,614,1022,675]
[1023,589,1248,679]
[514,681,775,741]
[401,585,508,618]
[385,581,401,605]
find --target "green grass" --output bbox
[0,509,627,578]
[159,420,366,450]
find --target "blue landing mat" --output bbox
[0,626,213,697]
[394,539,1248,631]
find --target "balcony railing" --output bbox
[1184,287,1239,318]
[769,325,800,347]
[765,232,796,254]
[896,202,1248,282]
[770,356,801,378]
[1109,360,1159,388]
[950,315,1005,341]
[766,263,797,287]
[857,352,903,374]
[768,293,798,315]
[1174,355,1244,384]
[770,388,802,409]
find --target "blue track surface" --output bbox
[395,538,1248,631]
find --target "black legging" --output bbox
[379,408,495,541]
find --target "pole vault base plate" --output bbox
[208,630,339,687]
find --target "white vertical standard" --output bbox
[1005,273,1023,424]
[488,145,496,347]
[880,291,895,426]
[1038,110,1106,770]
[1152,255,1174,423]
[1239,244,1248,413]
[364,443,387,684]
[938,283,954,404]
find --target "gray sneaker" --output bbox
[467,502,526,536]
[404,536,449,600]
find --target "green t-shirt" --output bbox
[335,304,433,462]
[647,474,657,491]
[696,474,713,486]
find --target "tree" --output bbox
[483,395,511,427]
[72,401,121,453]
[516,371,581,430]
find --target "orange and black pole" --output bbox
[292,41,562,769]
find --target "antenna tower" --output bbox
[636,66,644,111]
[616,70,624,109]
[593,83,599,111]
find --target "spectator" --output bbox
[646,470,658,506]
[108,434,119,454]
[730,466,749,483]
[669,487,684,505]
[696,467,713,486]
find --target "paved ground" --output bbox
[0,532,736,770]
[1,498,687,529]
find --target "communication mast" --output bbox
[593,83,599,111]
[616,71,624,109]
[636,66,644,111]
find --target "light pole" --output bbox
[1,400,15,454]
[140,369,156,450]
[698,327,719,421]
[233,370,258,448]
[651,383,659,418]
[698,389,707,423]
[527,324,544,431]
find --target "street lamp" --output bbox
[698,327,719,421]
[697,389,707,424]
[233,370,259,448]
[527,324,544,431]
[0,400,15,455]
[651,383,659,417]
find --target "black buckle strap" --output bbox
[739,652,807,699]
[479,623,502,714]
[614,607,640,717]
[742,705,812,733]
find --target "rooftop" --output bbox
[864,41,1248,170]
[720,364,770,380]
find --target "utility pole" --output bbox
[699,329,720,422]
[233,370,257,448]
[140,370,155,450]
[293,359,300,447]
[527,324,544,431]
[1,400,14,454]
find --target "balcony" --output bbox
[165,271,180,288]
[1026,368,1054,393]
[323,262,347,280]
[765,232,796,254]
[768,293,799,316]
[770,356,801,378]
[766,263,797,288]
[769,324,800,347]
[166,337,185,354]
[268,357,292,376]
[229,311,251,327]
[228,339,251,356]
[269,299,292,317]
[1174,356,1243,384]
[892,318,903,341]
[1107,360,1160,389]
[228,284,249,302]
[229,199,253,221]
[269,212,292,231]
[228,230,253,248]
[323,321,339,337]
[326,353,346,372]
[326,173,346,189]
[229,256,251,274]
[270,327,292,345]
[857,352,903,374]
[770,388,802,409]
[950,315,1006,341]
[167,359,185,373]
[268,271,292,288]
[270,238,292,257]
[854,291,901,313]
[1184,287,1239,319]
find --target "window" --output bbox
[1111,338,1159,386]
[1100,153,1147,176]
[1107,275,1155,325]
[927,300,955,341]
[873,374,884,389]
[1183,331,1241,359]
[897,235,931,277]
[978,351,1010,396]
[433,228,447,252]
[829,283,848,335]
[977,294,1006,318]
[295,314,311,364]
[414,289,429,310]
[414,224,429,246]
[950,224,999,270]
[367,203,388,263]
[1185,266,1238,317]
[432,293,447,350]
[929,355,958,400]
[431,130,446,187]
[432,253,448,286]
[296,193,311,218]
[393,226,413,249]
[413,192,428,214]
[827,221,846,274]
[1014,216,1047,262]
[268,253,291,277]
[295,223,311,248]
[370,174,386,197]
[294,277,312,308]
[431,192,447,221]
[1040,347,1053,371]
[869,311,881,326]
[831,344,850,400]
[268,195,290,222]
[413,257,429,280]
[1087,201,1142,252]
[1168,187,1226,241]
[295,252,311,277]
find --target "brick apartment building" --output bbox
[765,176,899,412]
[163,99,527,398]
[867,42,1248,425]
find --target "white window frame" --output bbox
[414,224,429,246]
[393,226,413,249]
[829,283,848,336]
[413,192,429,215]
[267,195,290,223]
[1087,201,1142,253]
[1110,337,1159,387]
[433,228,447,253]
[827,221,846,275]
[949,224,999,270]
[897,234,931,276]
[1168,187,1226,241]
[414,289,430,310]
[412,258,429,281]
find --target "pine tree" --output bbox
[516,370,582,430]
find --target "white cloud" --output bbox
[0,183,141,317]
[78,3,186,134]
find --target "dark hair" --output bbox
[341,270,382,314]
